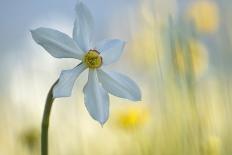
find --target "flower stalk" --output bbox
[41,80,58,155]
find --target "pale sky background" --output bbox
[0,0,228,102]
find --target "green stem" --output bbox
[41,80,58,155]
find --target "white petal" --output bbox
[96,39,126,65]
[73,2,94,52]
[83,69,109,125]
[97,69,141,101]
[31,28,84,59]
[53,63,86,98]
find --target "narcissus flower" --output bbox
[31,2,141,125]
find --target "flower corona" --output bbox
[83,50,102,68]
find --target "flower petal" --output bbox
[31,28,84,59]
[83,69,109,125]
[53,63,86,98]
[73,2,94,52]
[96,39,126,65]
[97,69,141,101]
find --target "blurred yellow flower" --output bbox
[187,1,219,33]
[203,136,221,155]
[174,40,208,77]
[115,105,150,130]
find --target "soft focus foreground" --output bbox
[0,0,232,155]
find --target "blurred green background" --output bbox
[0,0,232,154]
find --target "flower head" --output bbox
[174,40,208,77]
[115,105,150,130]
[186,1,219,33]
[31,2,141,125]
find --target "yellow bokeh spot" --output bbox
[203,136,221,155]
[115,106,150,130]
[174,40,208,77]
[187,1,219,33]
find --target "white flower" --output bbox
[31,2,141,125]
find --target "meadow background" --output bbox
[0,0,232,154]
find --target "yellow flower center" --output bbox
[83,50,102,68]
